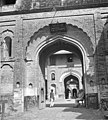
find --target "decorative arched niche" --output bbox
[0,64,13,94]
[1,30,14,60]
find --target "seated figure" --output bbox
[75,89,85,107]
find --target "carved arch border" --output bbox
[1,64,13,69]
[26,24,94,55]
[59,69,82,83]
[2,29,14,40]
[26,24,95,60]
[59,70,82,84]
[59,70,83,90]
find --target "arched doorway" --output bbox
[73,88,77,98]
[26,24,94,109]
[64,75,79,99]
[38,37,86,108]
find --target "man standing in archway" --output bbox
[50,90,55,107]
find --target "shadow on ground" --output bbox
[46,103,104,120]
[62,107,104,120]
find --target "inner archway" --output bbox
[38,37,85,106]
[64,75,79,99]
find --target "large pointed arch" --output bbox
[26,24,94,60]
[35,35,88,73]
[25,24,94,109]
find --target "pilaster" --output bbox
[14,16,25,88]
[13,15,25,112]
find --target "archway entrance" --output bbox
[26,24,94,109]
[64,75,79,99]
[38,37,85,108]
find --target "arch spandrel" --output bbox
[24,14,95,51]
[26,24,94,60]
[59,70,82,83]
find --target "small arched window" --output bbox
[4,36,12,57]
[16,82,20,88]
[101,78,105,85]
[51,73,55,80]
[29,83,33,88]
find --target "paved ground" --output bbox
[1,99,106,120]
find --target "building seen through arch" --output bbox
[44,48,83,100]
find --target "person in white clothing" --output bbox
[50,89,55,107]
